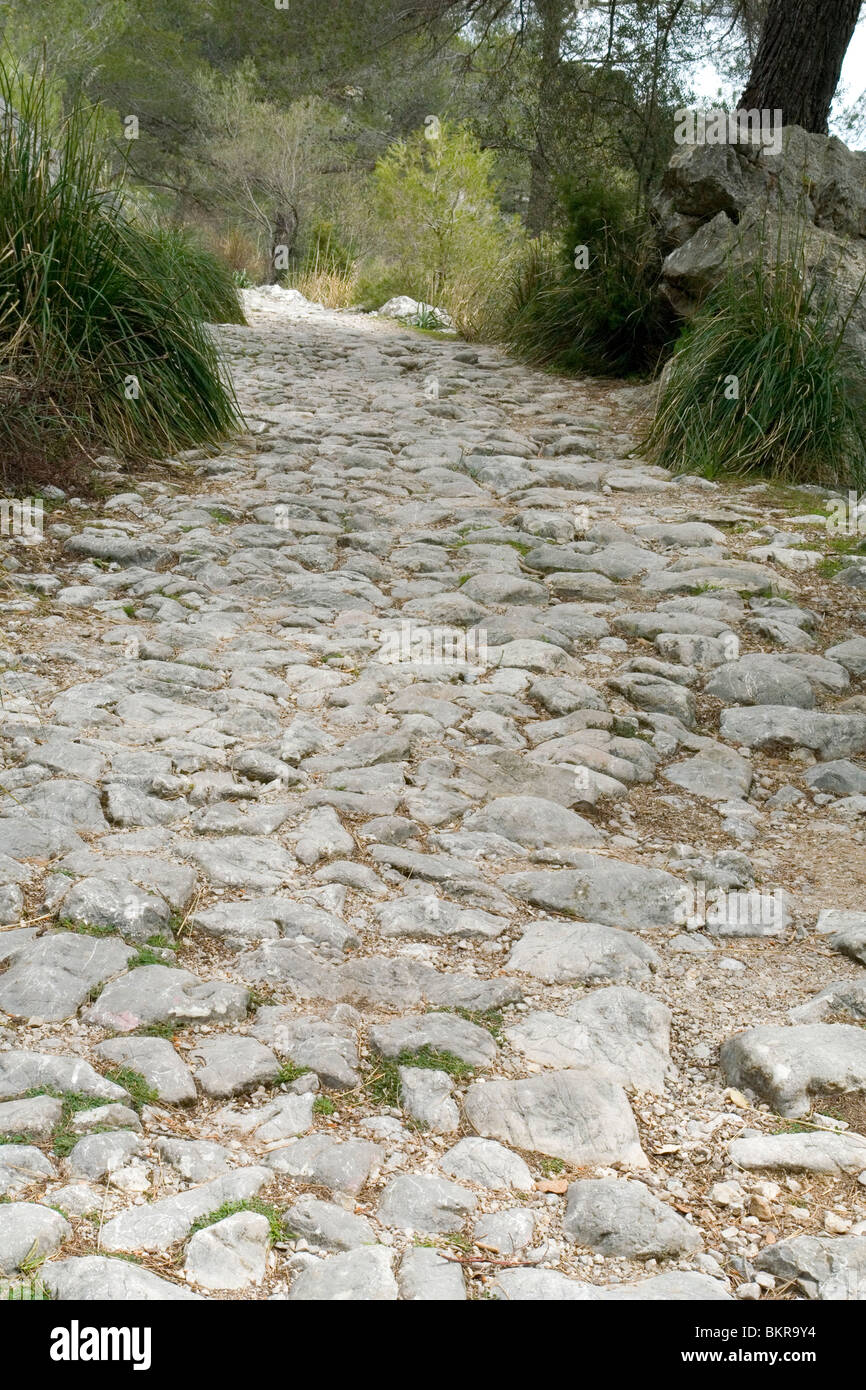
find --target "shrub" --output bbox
[150,225,245,325]
[497,178,674,375]
[368,120,519,328]
[643,235,866,489]
[0,64,242,483]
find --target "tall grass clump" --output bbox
[150,226,245,326]
[0,64,242,481]
[643,235,866,489]
[500,179,674,376]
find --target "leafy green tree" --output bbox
[370,118,518,306]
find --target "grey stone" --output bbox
[94,1037,197,1105]
[266,1135,383,1194]
[378,1175,475,1233]
[58,877,172,942]
[0,932,135,1022]
[0,1203,70,1273]
[506,986,672,1093]
[439,1138,533,1191]
[663,746,753,801]
[720,706,866,760]
[374,895,509,940]
[251,1008,360,1089]
[825,638,866,677]
[720,1024,866,1117]
[463,1070,647,1167]
[72,1103,141,1134]
[283,1195,376,1251]
[705,655,815,708]
[100,1167,270,1253]
[727,1131,866,1176]
[190,1036,279,1098]
[68,1131,145,1180]
[500,856,684,929]
[0,1095,63,1140]
[0,1050,128,1103]
[803,761,866,795]
[399,1067,459,1133]
[463,796,604,847]
[755,1235,866,1300]
[0,1145,56,1196]
[155,1138,234,1181]
[474,1208,535,1255]
[214,1094,314,1144]
[508,919,659,985]
[288,1246,398,1301]
[191,896,356,952]
[86,965,249,1033]
[397,1247,466,1300]
[563,1178,701,1257]
[184,1211,269,1290]
[369,1012,496,1067]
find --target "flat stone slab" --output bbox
[720,1023,866,1117]
[727,1131,866,1176]
[0,1145,56,1196]
[462,1069,648,1167]
[189,1036,280,1097]
[283,1195,376,1251]
[398,1247,466,1300]
[463,796,604,847]
[507,920,659,985]
[374,895,510,940]
[58,877,172,943]
[0,932,135,1023]
[94,1037,197,1105]
[191,896,357,951]
[0,1050,127,1103]
[500,856,684,928]
[100,1167,270,1253]
[378,1175,476,1233]
[369,1012,496,1067]
[43,1254,202,1300]
[755,1235,866,1300]
[214,1094,314,1145]
[563,1178,701,1257]
[439,1138,533,1191]
[266,1135,384,1194]
[720,706,866,760]
[250,1008,360,1089]
[85,964,249,1033]
[180,836,296,891]
[0,1095,64,1140]
[288,1246,398,1301]
[0,1203,71,1274]
[184,1211,270,1290]
[505,986,672,1093]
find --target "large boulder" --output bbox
[653,125,866,367]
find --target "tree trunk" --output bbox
[740,0,861,134]
[268,208,298,284]
[526,0,569,235]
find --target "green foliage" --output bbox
[0,62,241,482]
[102,1067,158,1110]
[313,1096,336,1116]
[643,237,866,489]
[187,1197,283,1244]
[369,119,520,327]
[366,1047,475,1107]
[500,178,674,375]
[149,226,244,325]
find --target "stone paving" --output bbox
[1,284,866,1300]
